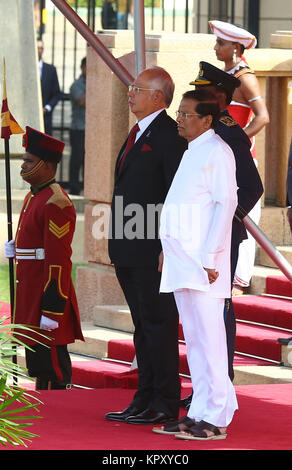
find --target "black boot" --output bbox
[35,378,50,390]
[50,381,73,390]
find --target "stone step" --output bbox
[93,305,134,333]
[67,321,133,359]
[249,264,282,295]
[0,189,88,214]
[15,337,292,389]
[233,364,292,385]
[259,246,292,269]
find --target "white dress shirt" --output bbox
[159,129,237,298]
[135,108,165,142]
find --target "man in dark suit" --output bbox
[37,39,61,135]
[105,66,187,425]
[287,139,292,232]
[180,63,264,409]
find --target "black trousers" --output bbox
[224,236,240,382]
[25,344,72,387]
[115,266,181,417]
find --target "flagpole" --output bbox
[1,58,24,386]
[4,137,18,385]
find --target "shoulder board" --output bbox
[219,115,238,127]
[46,183,73,209]
[234,66,254,79]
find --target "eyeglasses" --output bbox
[128,85,155,94]
[175,111,202,120]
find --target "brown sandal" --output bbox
[152,416,196,435]
[175,420,227,440]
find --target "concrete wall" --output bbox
[0,0,43,195]
[0,0,43,157]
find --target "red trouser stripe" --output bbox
[50,346,63,383]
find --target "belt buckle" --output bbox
[35,248,45,260]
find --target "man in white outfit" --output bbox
[153,88,238,440]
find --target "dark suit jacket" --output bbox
[216,109,264,245]
[108,110,188,267]
[41,62,61,134]
[287,139,292,206]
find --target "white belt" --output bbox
[15,248,45,260]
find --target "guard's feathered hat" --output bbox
[22,126,65,163]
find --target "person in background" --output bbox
[37,39,61,136]
[69,57,86,195]
[101,0,118,29]
[209,20,269,294]
[4,127,84,390]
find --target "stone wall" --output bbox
[0,0,43,190]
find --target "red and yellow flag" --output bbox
[1,59,24,139]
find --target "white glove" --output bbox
[40,315,58,331]
[4,240,16,258]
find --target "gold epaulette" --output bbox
[219,115,237,127]
[46,183,73,209]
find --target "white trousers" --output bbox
[174,289,238,427]
[234,179,262,287]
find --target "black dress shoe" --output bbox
[125,409,176,425]
[105,405,143,422]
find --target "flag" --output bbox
[1,58,24,139]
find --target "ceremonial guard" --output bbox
[209,20,269,293]
[5,127,84,390]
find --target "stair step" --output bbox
[265,275,292,298]
[93,305,134,333]
[0,189,87,214]
[69,352,283,389]
[235,322,292,362]
[93,304,185,340]
[233,295,292,330]
[68,322,133,358]
[249,265,282,295]
[260,245,292,268]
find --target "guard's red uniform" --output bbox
[13,181,84,347]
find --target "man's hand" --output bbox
[158,251,164,272]
[204,267,219,284]
[40,315,58,331]
[4,240,16,258]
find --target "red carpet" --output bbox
[233,295,292,329]
[2,384,292,451]
[265,275,292,298]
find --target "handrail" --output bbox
[244,215,292,282]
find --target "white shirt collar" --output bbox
[135,108,165,141]
[39,59,43,77]
[188,129,214,149]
